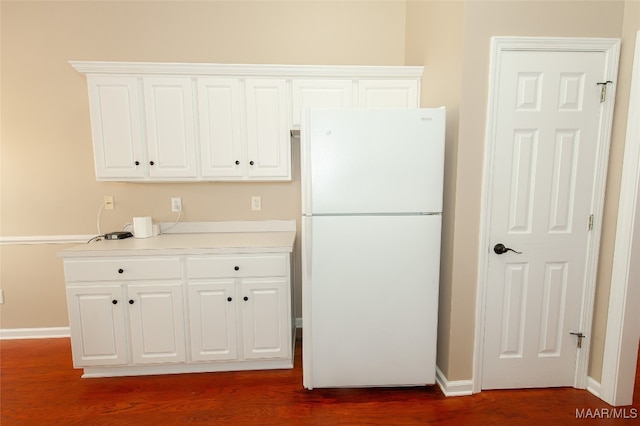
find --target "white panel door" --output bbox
[291,79,353,126]
[143,77,197,178]
[188,280,238,361]
[66,285,128,367]
[87,76,145,179]
[241,278,290,360]
[245,78,291,179]
[482,49,612,389]
[197,78,244,178]
[303,215,440,388]
[128,282,186,364]
[302,108,445,215]
[357,79,419,108]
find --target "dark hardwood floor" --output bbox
[1,337,638,425]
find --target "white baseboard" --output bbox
[587,376,601,398]
[1,322,300,340]
[436,366,473,396]
[1,327,70,340]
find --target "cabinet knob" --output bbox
[149,161,155,166]
[243,296,249,301]
[134,161,140,166]
[129,299,134,305]
[235,160,240,165]
[249,161,255,166]
[227,297,232,302]
[118,268,124,274]
[234,266,240,271]
[112,300,118,305]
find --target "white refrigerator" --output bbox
[301,108,445,389]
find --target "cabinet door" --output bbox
[87,76,146,179]
[357,80,419,108]
[143,77,198,178]
[240,278,290,360]
[291,79,353,127]
[66,285,128,367]
[245,79,291,180]
[187,280,238,361]
[197,78,244,179]
[127,282,186,364]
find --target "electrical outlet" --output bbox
[251,196,261,211]
[104,196,114,210]
[171,197,182,212]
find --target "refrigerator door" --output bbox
[301,108,445,215]
[302,214,440,388]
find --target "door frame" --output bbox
[600,31,640,407]
[473,36,621,393]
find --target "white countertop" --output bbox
[58,221,296,258]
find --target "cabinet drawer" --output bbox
[187,254,288,279]
[64,257,182,282]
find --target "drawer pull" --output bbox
[243,296,249,301]
[227,297,232,302]
[118,269,124,274]
[129,299,134,305]
[112,300,118,305]
[234,266,240,271]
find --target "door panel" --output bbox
[198,78,243,178]
[128,282,186,364]
[482,49,610,389]
[88,76,145,179]
[143,77,197,178]
[66,285,128,367]
[188,280,238,361]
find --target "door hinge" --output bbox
[570,331,586,349]
[588,214,594,231]
[597,81,613,103]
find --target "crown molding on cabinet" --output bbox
[69,61,424,79]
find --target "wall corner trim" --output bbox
[435,366,474,397]
[587,376,602,399]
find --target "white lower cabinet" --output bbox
[63,251,292,377]
[66,281,186,368]
[240,278,290,360]
[127,282,186,364]
[188,280,238,361]
[186,254,292,364]
[66,285,128,367]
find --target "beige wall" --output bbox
[2,0,638,386]
[404,0,464,379]
[0,0,408,328]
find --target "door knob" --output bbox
[493,243,522,255]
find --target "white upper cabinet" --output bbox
[197,78,244,179]
[87,76,146,179]
[71,62,423,182]
[245,79,291,180]
[291,79,353,127]
[143,77,198,179]
[358,79,419,108]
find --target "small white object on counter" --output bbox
[133,216,153,238]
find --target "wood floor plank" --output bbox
[1,337,638,425]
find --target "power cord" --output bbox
[87,201,109,243]
[162,210,182,233]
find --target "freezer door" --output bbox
[302,215,440,388]
[301,108,445,215]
